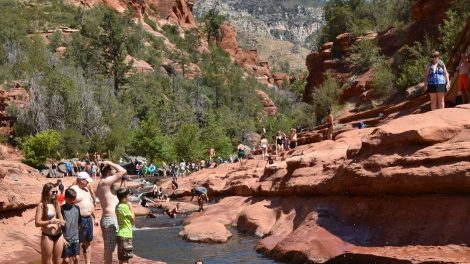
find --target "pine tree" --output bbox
[99,10,132,96]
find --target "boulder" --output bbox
[237,202,277,237]
[179,221,232,243]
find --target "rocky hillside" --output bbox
[194,0,324,70]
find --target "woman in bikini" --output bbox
[275,131,286,157]
[35,183,65,264]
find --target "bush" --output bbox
[439,0,470,59]
[395,37,436,90]
[373,61,395,97]
[22,130,61,168]
[313,71,341,122]
[317,0,413,46]
[346,40,382,74]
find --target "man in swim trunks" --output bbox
[95,161,127,264]
[190,186,209,212]
[70,172,96,264]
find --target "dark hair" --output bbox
[194,260,204,264]
[101,164,112,176]
[65,188,77,200]
[58,184,64,193]
[117,188,131,201]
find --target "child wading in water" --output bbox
[61,188,82,264]
[116,188,135,264]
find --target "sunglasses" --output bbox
[51,191,58,195]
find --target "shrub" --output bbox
[22,130,61,168]
[373,61,395,97]
[313,71,341,122]
[439,0,470,59]
[395,37,436,90]
[346,40,382,74]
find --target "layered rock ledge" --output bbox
[169,106,470,263]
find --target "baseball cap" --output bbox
[77,171,93,183]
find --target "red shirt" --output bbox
[57,193,65,205]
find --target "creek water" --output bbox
[133,213,280,264]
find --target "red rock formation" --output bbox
[255,90,277,117]
[304,0,453,110]
[167,106,470,263]
[73,0,197,28]
[218,21,289,90]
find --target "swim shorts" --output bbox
[101,216,118,253]
[62,240,80,258]
[460,74,469,91]
[79,216,93,243]
[117,236,133,261]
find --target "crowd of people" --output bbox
[36,161,136,264]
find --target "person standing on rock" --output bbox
[61,188,81,264]
[289,128,298,149]
[209,146,215,162]
[459,52,470,104]
[260,135,268,160]
[95,161,127,264]
[162,161,167,178]
[237,143,246,168]
[191,186,209,212]
[275,131,285,157]
[35,182,65,264]
[115,188,135,264]
[424,51,450,110]
[326,109,334,140]
[70,172,97,264]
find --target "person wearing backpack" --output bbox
[423,51,450,110]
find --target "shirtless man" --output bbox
[70,172,97,264]
[95,161,127,264]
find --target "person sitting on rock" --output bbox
[165,203,180,218]
[190,186,209,212]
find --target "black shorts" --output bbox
[62,240,80,258]
[427,84,447,93]
[117,236,133,261]
[80,216,93,243]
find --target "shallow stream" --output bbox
[133,212,280,264]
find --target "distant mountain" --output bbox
[194,0,324,71]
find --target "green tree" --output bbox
[99,9,132,95]
[174,123,203,161]
[59,129,89,159]
[22,130,61,168]
[202,8,226,43]
[200,113,233,158]
[130,114,174,162]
